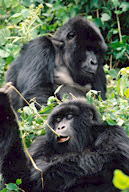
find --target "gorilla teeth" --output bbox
[57,136,70,143]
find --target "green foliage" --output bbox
[1,179,22,192]
[0,3,44,86]
[86,67,129,133]
[113,170,129,192]
[18,96,59,147]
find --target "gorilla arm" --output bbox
[6,37,57,110]
[0,85,30,189]
[54,66,91,99]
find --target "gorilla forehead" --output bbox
[55,16,107,51]
[55,16,103,41]
[48,102,80,123]
[48,99,100,123]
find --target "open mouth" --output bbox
[57,135,70,143]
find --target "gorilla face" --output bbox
[54,17,107,85]
[46,99,100,153]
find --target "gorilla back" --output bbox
[6,16,107,112]
[0,84,129,192]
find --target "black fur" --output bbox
[6,17,107,113]
[0,87,129,192]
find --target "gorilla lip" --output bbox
[81,68,94,75]
[57,135,70,143]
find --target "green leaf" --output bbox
[0,28,10,46]
[113,170,129,190]
[116,51,124,59]
[6,56,14,65]
[124,89,129,99]
[117,118,124,126]
[106,119,116,125]
[45,3,53,8]
[10,13,22,24]
[121,67,129,75]
[0,188,7,192]
[11,0,19,8]
[111,0,120,7]
[108,69,118,79]
[21,9,30,19]
[0,49,10,58]
[112,29,118,34]
[4,0,12,8]
[10,13,22,18]
[120,2,129,12]
[101,13,111,22]
[114,10,122,15]
[16,179,22,185]
[6,183,19,190]
[23,106,33,116]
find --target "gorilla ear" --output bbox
[89,110,94,120]
[51,38,64,48]
[66,31,75,40]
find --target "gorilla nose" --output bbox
[89,58,97,65]
[57,126,65,130]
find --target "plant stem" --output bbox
[116,8,122,42]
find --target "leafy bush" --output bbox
[0,179,22,192]
[86,67,129,133]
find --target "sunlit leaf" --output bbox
[124,89,129,99]
[6,183,19,190]
[101,13,111,22]
[113,170,129,190]
[16,179,22,185]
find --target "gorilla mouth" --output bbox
[81,68,94,75]
[57,135,70,143]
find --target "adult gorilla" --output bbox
[0,84,129,192]
[6,16,107,112]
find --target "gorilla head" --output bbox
[54,17,107,86]
[46,99,101,153]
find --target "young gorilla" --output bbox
[6,16,107,113]
[0,84,129,192]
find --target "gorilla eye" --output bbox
[67,31,75,40]
[55,117,62,123]
[66,114,73,120]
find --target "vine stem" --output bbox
[6,82,62,190]
[7,83,60,137]
[116,8,122,42]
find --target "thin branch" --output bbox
[7,83,60,137]
[116,8,122,42]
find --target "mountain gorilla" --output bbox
[0,84,129,192]
[6,16,107,113]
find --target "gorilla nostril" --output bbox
[58,126,65,130]
[90,59,97,65]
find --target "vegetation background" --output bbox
[0,0,129,191]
